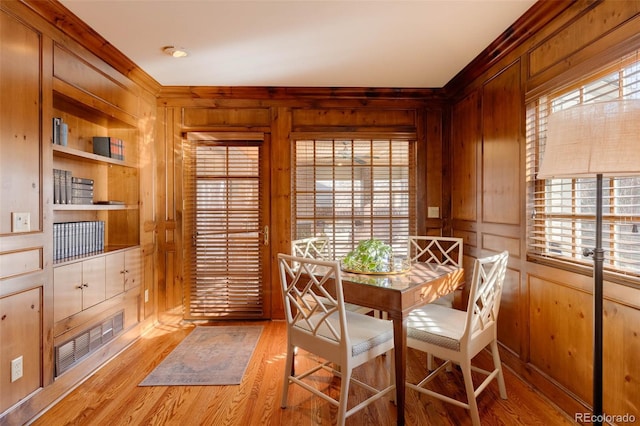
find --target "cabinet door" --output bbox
[53,263,83,322]
[0,9,42,235]
[124,248,141,291]
[82,256,106,309]
[105,251,125,298]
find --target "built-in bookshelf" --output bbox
[52,82,140,264]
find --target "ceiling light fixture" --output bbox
[163,46,189,58]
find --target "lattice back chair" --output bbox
[277,253,395,426]
[408,236,463,306]
[291,237,374,316]
[291,236,330,260]
[408,236,464,369]
[405,250,509,426]
[408,236,463,268]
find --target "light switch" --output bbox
[11,212,31,232]
[427,207,440,218]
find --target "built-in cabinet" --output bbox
[49,42,142,333]
[54,257,105,322]
[0,1,155,423]
[105,248,141,298]
[53,248,140,323]
[52,42,140,254]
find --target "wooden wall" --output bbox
[0,1,158,424]
[155,92,446,319]
[446,0,640,420]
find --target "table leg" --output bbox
[392,316,407,426]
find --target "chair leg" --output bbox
[427,354,452,372]
[281,344,294,408]
[461,358,481,426]
[337,365,352,426]
[491,340,507,399]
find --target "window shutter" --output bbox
[184,133,266,318]
[292,134,416,259]
[528,55,640,277]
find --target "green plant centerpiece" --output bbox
[341,238,395,274]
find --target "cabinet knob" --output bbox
[120,270,126,274]
[83,283,89,288]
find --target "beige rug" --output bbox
[139,325,262,386]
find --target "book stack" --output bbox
[52,117,68,146]
[54,170,94,205]
[93,136,124,161]
[53,221,105,261]
[71,176,94,205]
[53,169,72,204]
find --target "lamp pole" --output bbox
[593,173,603,426]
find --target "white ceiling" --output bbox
[60,0,537,88]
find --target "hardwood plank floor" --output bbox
[31,311,577,425]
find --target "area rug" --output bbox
[139,325,263,386]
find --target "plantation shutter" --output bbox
[291,133,416,259]
[183,132,268,319]
[527,55,640,277]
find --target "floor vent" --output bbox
[55,310,124,376]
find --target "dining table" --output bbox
[338,262,465,426]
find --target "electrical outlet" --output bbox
[11,212,31,232]
[11,356,23,382]
[144,289,149,303]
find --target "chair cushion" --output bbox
[407,304,466,351]
[294,311,393,357]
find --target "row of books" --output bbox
[52,117,68,146]
[53,221,105,261]
[54,169,95,205]
[93,136,125,161]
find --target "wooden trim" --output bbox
[20,0,161,95]
[445,0,574,96]
[185,131,265,141]
[159,85,444,100]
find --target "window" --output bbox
[292,134,416,259]
[527,55,640,277]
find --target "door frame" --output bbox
[182,131,271,320]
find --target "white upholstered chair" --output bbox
[405,250,509,426]
[408,236,464,369]
[408,236,463,308]
[277,253,395,426]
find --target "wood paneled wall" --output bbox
[446,0,640,420]
[154,94,444,319]
[0,1,158,424]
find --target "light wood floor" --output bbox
[32,311,577,425]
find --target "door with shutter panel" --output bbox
[183,132,270,319]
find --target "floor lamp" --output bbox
[537,99,640,425]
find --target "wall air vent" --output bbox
[55,311,124,376]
